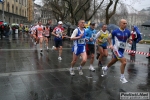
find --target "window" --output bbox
[9,18,10,23]
[25,0,26,6]
[13,18,15,23]
[16,0,18,2]
[12,5,14,13]
[16,7,18,14]
[20,9,21,15]
[25,10,26,17]
[7,3,10,12]
[22,10,24,16]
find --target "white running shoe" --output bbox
[102,66,108,75]
[89,66,95,72]
[58,57,62,60]
[47,47,49,50]
[70,68,75,76]
[78,67,83,75]
[120,77,128,83]
[34,42,37,45]
[52,46,56,50]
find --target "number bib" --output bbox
[78,38,85,44]
[92,34,96,39]
[38,31,43,37]
[119,42,126,49]
[102,38,107,43]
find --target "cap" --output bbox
[90,22,95,25]
[58,21,63,24]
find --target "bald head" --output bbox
[119,19,127,30]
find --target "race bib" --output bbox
[38,31,43,37]
[102,38,107,43]
[119,42,126,49]
[78,38,85,44]
[45,30,49,36]
[92,34,96,39]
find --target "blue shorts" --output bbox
[99,45,107,49]
[113,49,124,59]
[72,46,85,56]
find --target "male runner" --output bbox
[85,22,97,71]
[70,20,87,76]
[52,21,64,60]
[102,19,132,83]
[35,21,44,53]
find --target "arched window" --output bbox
[7,3,10,12]
[12,5,14,13]
[16,7,18,14]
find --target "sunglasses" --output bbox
[123,23,127,24]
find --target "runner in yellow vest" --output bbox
[96,24,111,67]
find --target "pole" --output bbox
[2,0,5,22]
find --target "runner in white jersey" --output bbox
[70,20,87,76]
[35,21,44,54]
[30,24,36,42]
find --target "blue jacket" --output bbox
[85,27,97,44]
[133,26,142,43]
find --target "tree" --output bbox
[105,0,119,24]
[42,0,106,24]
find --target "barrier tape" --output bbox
[125,49,149,56]
[108,54,150,66]
[107,46,149,56]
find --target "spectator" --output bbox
[129,26,142,55]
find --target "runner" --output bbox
[102,19,132,83]
[70,19,87,76]
[44,24,50,50]
[96,24,111,67]
[25,26,29,34]
[35,21,44,53]
[30,24,36,42]
[85,22,97,71]
[51,21,64,60]
[46,20,53,39]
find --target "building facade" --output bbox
[41,8,56,25]
[34,3,42,23]
[0,0,28,24]
[27,0,34,23]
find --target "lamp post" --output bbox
[0,0,5,22]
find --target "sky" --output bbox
[34,0,150,11]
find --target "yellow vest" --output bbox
[98,30,109,45]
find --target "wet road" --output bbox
[0,33,150,100]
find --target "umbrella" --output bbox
[95,22,103,30]
[141,20,150,27]
[107,24,119,32]
[70,25,77,29]
[3,22,8,25]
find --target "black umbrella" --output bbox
[142,20,150,27]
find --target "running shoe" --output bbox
[78,67,83,75]
[120,77,128,83]
[52,46,56,50]
[102,66,108,75]
[70,68,75,76]
[58,57,62,60]
[89,66,95,72]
